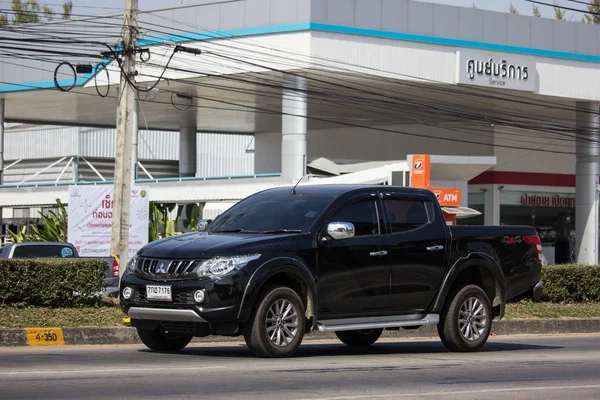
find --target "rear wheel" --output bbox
[438,284,492,352]
[335,328,383,347]
[136,326,193,352]
[243,286,306,358]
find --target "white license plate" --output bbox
[146,285,172,301]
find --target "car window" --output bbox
[208,194,336,233]
[12,245,75,259]
[384,198,430,233]
[330,199,380,236]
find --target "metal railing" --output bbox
[0,173,282,189]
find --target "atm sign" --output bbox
[431,187,461,207]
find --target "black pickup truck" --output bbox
[120,185,544,357]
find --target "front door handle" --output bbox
[426,245,444,252]
[370,250,388,256]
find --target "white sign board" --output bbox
[456,50,537,92]
[67,185,150,259]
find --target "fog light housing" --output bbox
[194,290,205,304]
[122,287,133,300]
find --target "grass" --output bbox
[505,301,600,319]
[1,301,600,328]
[0,300,127,328]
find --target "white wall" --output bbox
[493,125,575,174]
[255,132,282,174]
[307,124,494,163]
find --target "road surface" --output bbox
[1,334,599,399]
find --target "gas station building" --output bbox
[0,0,599,264]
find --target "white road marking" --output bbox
[299,385,600,400]
[0,366,225,376]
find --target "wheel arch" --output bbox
[237,258,318,332]
[432,255,506,317]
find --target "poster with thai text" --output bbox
[67,185,149,259]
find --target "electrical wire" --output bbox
[2,4,598,152]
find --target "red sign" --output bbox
[431,187,462,207]
[520,193,575,208]
[411,154,431,188]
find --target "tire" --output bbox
[438,284,492,352]
[136,326,193,352]
[335,328,383,347]
[243,286,306,358]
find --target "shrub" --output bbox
[541,264,600,303]
[0,259,106,307]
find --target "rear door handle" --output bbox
[426,245,444,252]
[370,250,388,256]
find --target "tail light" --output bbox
[523,235,543,263]
[112,259,120,277]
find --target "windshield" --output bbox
[208,193,336,233]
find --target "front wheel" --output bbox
[335,328,383,347]
[438,284,492,352]
[136,326,193,352]
[243,286,306,358]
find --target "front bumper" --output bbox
[119,273,246,323]
[127,307,207,322]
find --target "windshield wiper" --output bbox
[212,228,260,234]
[260,229,302,234]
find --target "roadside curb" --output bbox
[2,318,600,347]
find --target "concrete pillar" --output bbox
[281,74,307,183]
[179,125,197,177]
[484,185,500,226]
[575,102,600,264]
[0,98,4,185]
[132,98,138,182]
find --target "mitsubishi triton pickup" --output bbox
[120,184,544,357]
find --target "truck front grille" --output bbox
[136,257,201,278]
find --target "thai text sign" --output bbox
[67,185,150,258]
[456,50,537,92]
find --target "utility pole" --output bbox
[110,0,138,275]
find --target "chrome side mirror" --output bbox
[197,219,212,232]
[326,222,355,240]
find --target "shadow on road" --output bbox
[138,339,563,359]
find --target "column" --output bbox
[0,98,4,185]
[575,102,600,264]
[484,184,500,226]
[0,98,4,242]
[179,125,197,177]
[281,74,307,183]
[132,98,139,182]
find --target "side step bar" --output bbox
[316,314,439,332]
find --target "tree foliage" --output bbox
[510,2,519,14]
[0,0,72,26]
[554,1,567,20]
[8,198,67,243]
[533,5,542,17]
[584,0,600,23]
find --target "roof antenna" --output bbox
[290,175,304,195]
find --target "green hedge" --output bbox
[541,264,600,303]
[0,259,106,307]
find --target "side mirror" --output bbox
[197,219,213,232]
[326,222,355,240]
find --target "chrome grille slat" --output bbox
[136,257,201,279]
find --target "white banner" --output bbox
[67,185,150,259]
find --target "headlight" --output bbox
[197,254,260,277]
[126,254,139,273]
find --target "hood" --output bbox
[138,231,308,259]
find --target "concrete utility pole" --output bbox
[110,0,138,274]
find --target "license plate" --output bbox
[146,285,172,301]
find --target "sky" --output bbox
[55,0,587,21]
